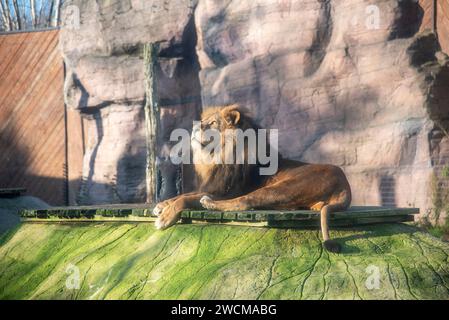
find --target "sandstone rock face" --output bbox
[61,0,449,220]
[195,0,449,219]
[61,0,202,204]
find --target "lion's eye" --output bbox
[209,121,217,126]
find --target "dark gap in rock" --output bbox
[413,32,449,136]
[151,13,203,201]
[110,43,144,57]
[407,32,440,67]
[429,128,446,166]
[427,64,449,133]
[304,0,333,77]
[203,11,229,67]
[209,11,226,24]
[388,1,424,40]
[206,48,229,68]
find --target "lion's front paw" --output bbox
[153,204,164,217]
[155,217,169,230]
[155,204,181,230]
[200,196,216,210]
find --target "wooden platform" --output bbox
[0,188,26,199]
[19,204,419,228]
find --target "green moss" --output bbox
[430,170,449,222]
[0,223,448,300]
[424,219,449,240]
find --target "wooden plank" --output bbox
[0,33,60,127]
[0,188,26,198]
[143,43,160,203]
[438,0,449,54]
[0,33,58,124]
[181,206,419,221]
[0,37,61,146]
[0,30,66,205]
[19,205,420,228]
[0,47,63,160]
[3,83,64,193]
[0,33,29,79]
[12,108,65,181]
[0,33,36,91]
[267,215,415,229]
[0,31,57,109]
[20,214,416,228]
[419,0,434,32]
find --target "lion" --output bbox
[154,105,352,253]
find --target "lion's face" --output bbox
[191,105,242,159]
[191,105,259,195]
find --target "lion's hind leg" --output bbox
[309,201,342,253]
[319,190,351,254]
[200,195,251,211]
[200,184,296,212]
[311,201,325,212]
[320,204,341,253]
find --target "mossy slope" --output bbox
[0,223,448,300]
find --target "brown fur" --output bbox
[154,105,352,253]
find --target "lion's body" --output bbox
[154,105,352,253]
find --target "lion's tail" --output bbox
[320,189,351,253]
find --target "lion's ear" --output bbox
[224,110,241,126]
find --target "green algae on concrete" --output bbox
[0,222,448,300]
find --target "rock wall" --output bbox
[61,0,202,204]
[61,0,449,220]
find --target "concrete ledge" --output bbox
[20,205,419,228]
[1,221,448,300]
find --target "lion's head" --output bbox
[191,105,261,197]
